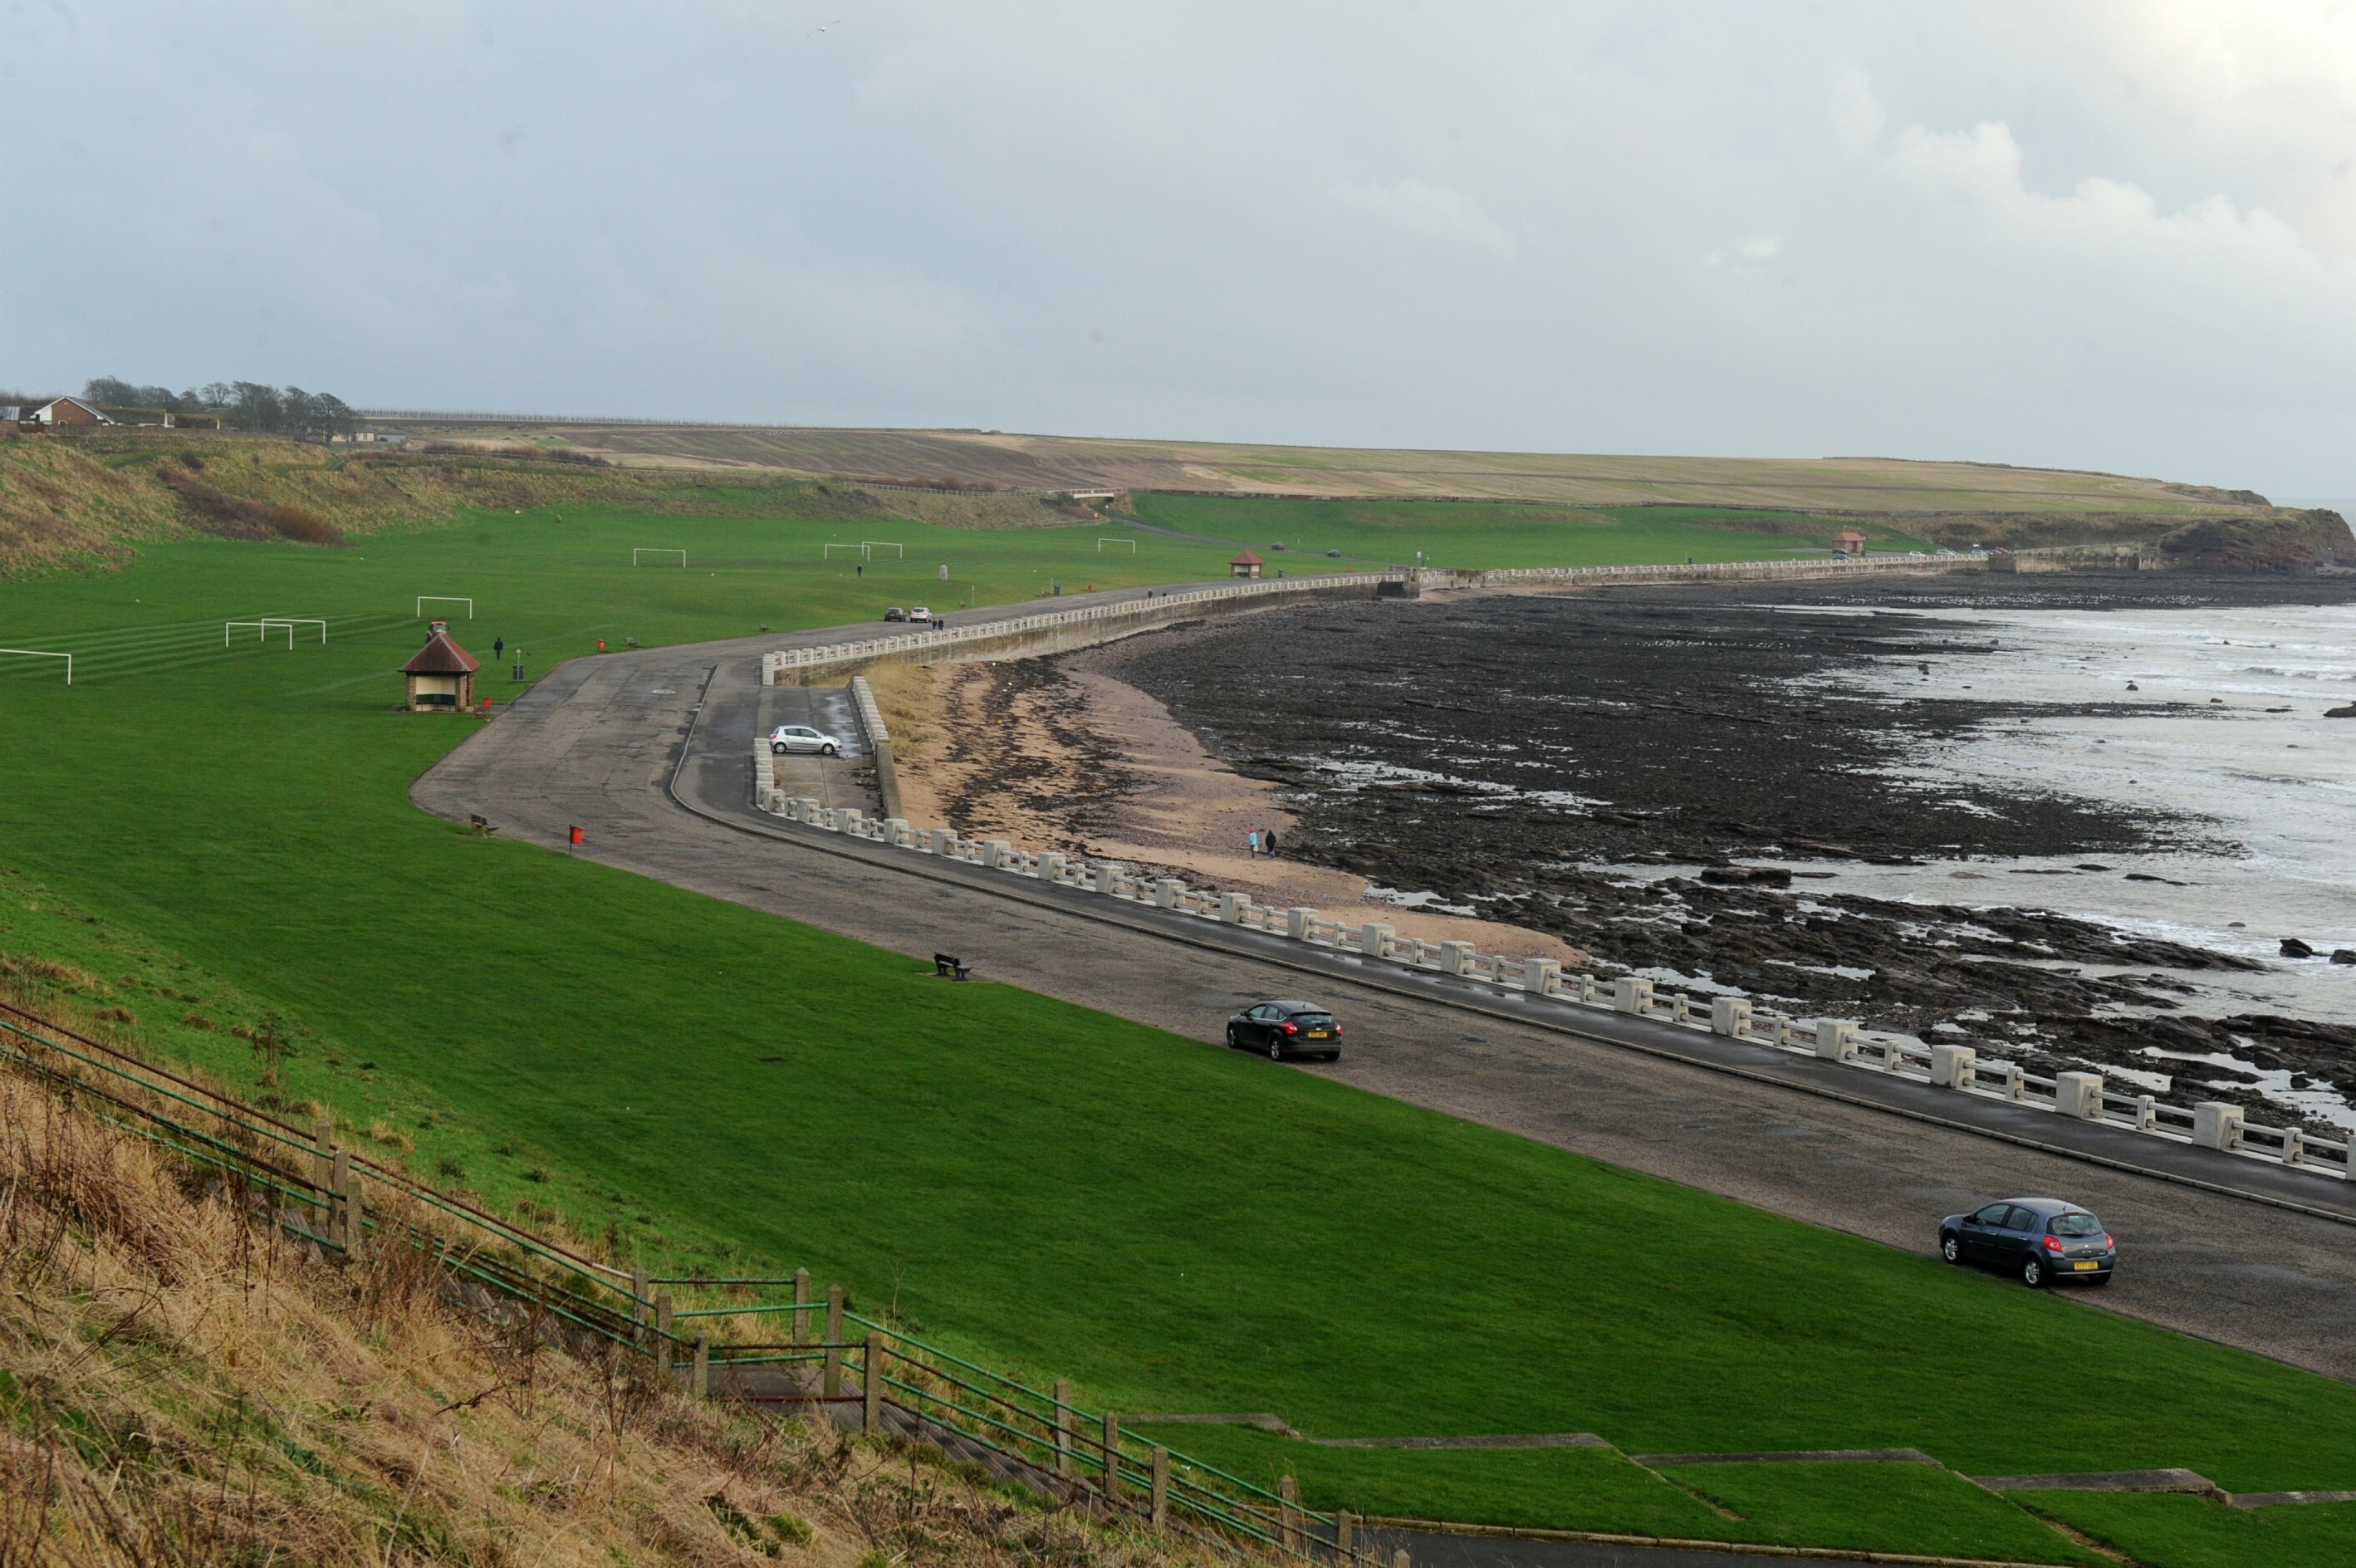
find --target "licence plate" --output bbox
[2073,1261,2099,1271]
[1304,1031,1329,1039]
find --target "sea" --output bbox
[1771,595,2356,1079]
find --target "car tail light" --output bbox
[2101,1235,2114,1249]
[2042,1236,2064,1252]
[1281,1022,1299,1035]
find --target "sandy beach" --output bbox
[859,647,1590,966]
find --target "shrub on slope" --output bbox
[0,1063,1212,1568]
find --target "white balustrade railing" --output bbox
[746,706,2347,1188]
[754,552,1995,688]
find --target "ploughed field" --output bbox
[1109,576,2356,1133]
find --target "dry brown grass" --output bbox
[0,1061,1241,1568]
[408,421,2285,515]
[0,431,879,575]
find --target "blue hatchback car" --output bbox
[1939,1198,2116,1288]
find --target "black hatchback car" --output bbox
[1939,1198,2116,1288]
[1227,1001,1342,1061]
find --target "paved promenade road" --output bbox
[416,606,2356,1386]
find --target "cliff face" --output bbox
[2158,508,2356,571]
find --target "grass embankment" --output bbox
[2,507,2353,1563]
[0,1056,1220,1568]
[2019,1491,2356,1568]
[0,429,1105,577]
[1141,1432,2105,1566]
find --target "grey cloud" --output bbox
[5,2,2355,492]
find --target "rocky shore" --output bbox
[1099,573,2356,1136]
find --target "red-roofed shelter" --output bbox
[402,623,480,712]
[1833,530,1869,558]
[1229,549,1264,579]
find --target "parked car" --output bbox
[768,724,843,757]
[1939,1198,2114,1287]
[884,606,908,622]
[909,605,934,625]
[1227,1001,1342,1061]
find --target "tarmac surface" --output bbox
[414,603,2356,1389]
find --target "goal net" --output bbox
[633,548,687,566]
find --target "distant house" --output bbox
[32,397,111,427]
[1832,530,1869,557]
[401,624,481,712]
[1229,549,1265,579]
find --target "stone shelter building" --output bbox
[402,623,479,712]
[1229,550,1264,579]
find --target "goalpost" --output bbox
[416,596,474,618]
[264,618,327,644]
[860,541,904,558]
[226,620,294,649]
[0,649,70,684]
[1097,537,1138,553]
[822,542,865,560]
[632,548,687,566]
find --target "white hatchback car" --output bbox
[768,724,843,757]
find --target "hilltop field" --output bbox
[2,431,2353,1564]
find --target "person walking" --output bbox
[492,635,505,660]
[1263,826,1279,858]
[1247,829,1260,856]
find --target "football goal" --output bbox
[822,542,865,559]
[416,596,474,618]
[264,618,327,644]
[860,541,904,558]
[1097,537,1138,553]
[226,620,295,649]
[0,649,70,684]
[633,548,687,566]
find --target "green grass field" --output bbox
[3,497,2352,1561]
[2016,1492,2356,1568]
[1126,492,1937,568]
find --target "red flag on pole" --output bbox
[568,826,583,846]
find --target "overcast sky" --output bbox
[10,2,2356,494]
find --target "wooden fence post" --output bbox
[1392,1551,1410,1568]
[631,1267,650,1346]
[693,1335,710,1399]
[793,1267,811,1345]
[1151,1445,1168,1528]
[1053,1379,1075,1478]
[1280,1475,1300,1552]
[862,1331,883,1433]
[312,1115,334,1218]
[1101,1413,1121,1504]
[329,1148,351,1252]
[655,1291,673,1378]
[1337,1511,1354,1554]
[823,1285,845,1397]
[344,1164,365,1261]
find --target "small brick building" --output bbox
[402,624,479,712]
[1833,530,1869,557]
[32,396,110,427]
[1229,550,1264,579]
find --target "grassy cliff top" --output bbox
[373,416,2277,514]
